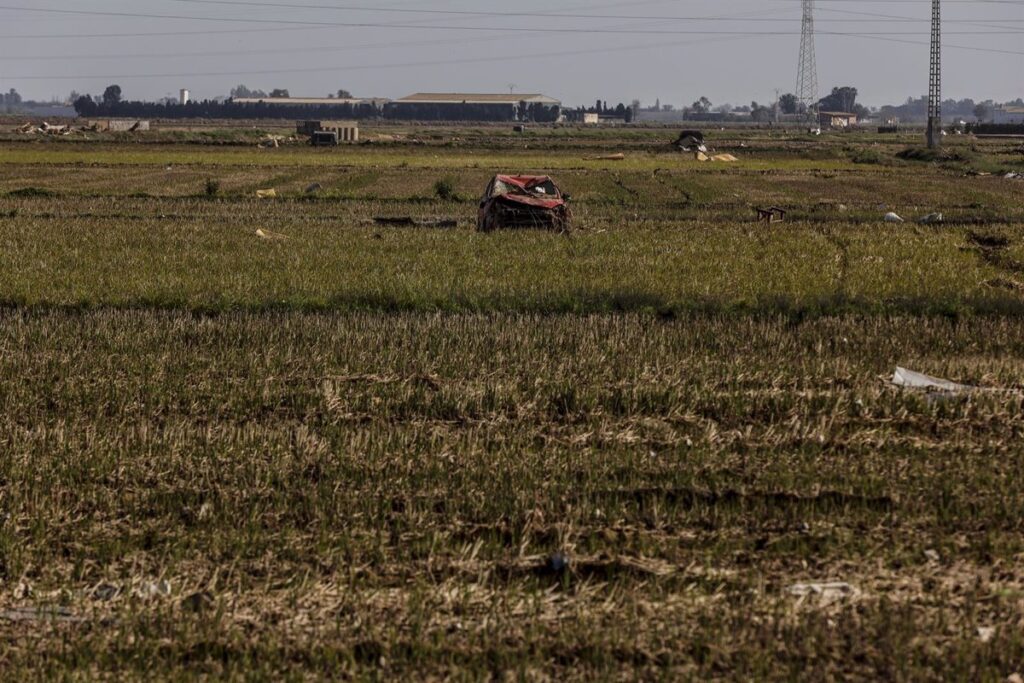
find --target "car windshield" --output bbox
[492,178,559,198]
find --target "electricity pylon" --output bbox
[796,0,819,123]
[927,0,942,149]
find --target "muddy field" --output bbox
[1,125,1024,679]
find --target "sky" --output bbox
[1,0,1022,107]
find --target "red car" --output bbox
[477,175,572,232]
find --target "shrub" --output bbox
[205,178,221,197]
[433,178,457,201]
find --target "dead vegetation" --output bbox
[1,127,1024,678]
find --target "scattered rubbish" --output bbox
[304,182,323,194]
[837,204,849,212]
[917,212,944,225]
[788,582,860,604]
[0,606,86,623]
[673,129,706,153]
[965,170,992,177]
[256,228,288,240]
[513,124,527,134]
[694,152,739,163]
[756,206,787,224]
[373,217,458,228]
[891,367,973,394]
[477,175,572,232]
[133,579,172,599]
[924,549,941,562]
[1005,172,1023,180]
[255,189,277,199]
[258,135,284,149]
[1007,674,1023,683]
[884,212,905,223]
[16,121,74,136]
[591,153,626,161]
[978,626,996,643]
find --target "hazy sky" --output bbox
[2,0,1022,106]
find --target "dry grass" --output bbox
[1,128,1023,679]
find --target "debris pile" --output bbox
[673,130,707,153]
[16,122,73,136]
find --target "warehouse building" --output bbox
[384,93,562,122]
[992,106,1024,124]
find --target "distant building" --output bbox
[819,111,858,128]
[384,93,561,122]
[565,111,600,124]
[88,119,151,132]
[992,106,1024,124]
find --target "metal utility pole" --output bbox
[927,0,942,149]
[796,0,819,123]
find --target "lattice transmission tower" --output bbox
[796,0,819,121]
[927,0,942,149]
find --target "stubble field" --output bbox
[1,123,1024,679]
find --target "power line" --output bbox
[3,28,1021,82]
[0,4,1021,36]
[159,0,1024,23]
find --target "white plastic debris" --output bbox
[884,212,905,223]
[891,367,972,394]
[918,212,944,225]
[788,582,860,603]
[256,228,287,241]
[133,579,172,599]
[978,626,996,643]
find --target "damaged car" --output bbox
[476,175,572,232]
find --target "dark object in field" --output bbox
[310,131,339,147]
[673,129,707,152]
[546,552,570,575]
[756,206,787,224]
[967,231,1011,250]
[878,126,900,134]
[305,182,322,194]
[513,124,527,133]
[373,216,458,228]
[476,175,572,232]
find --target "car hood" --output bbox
[489,175,566,210]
